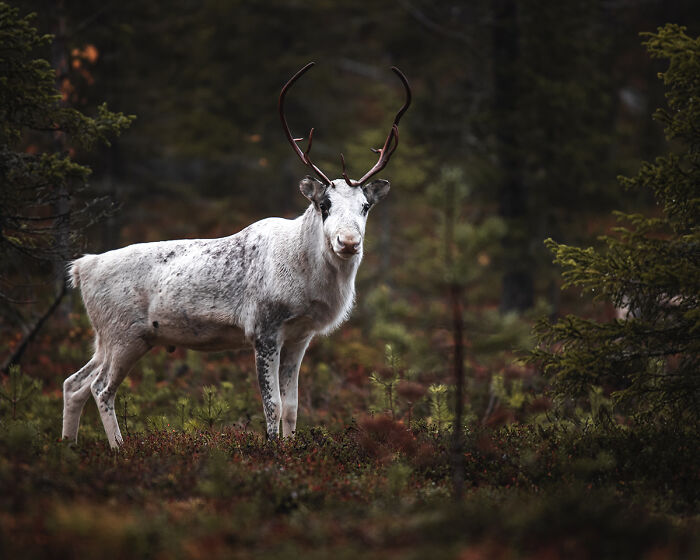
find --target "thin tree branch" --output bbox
[1,279,67,374]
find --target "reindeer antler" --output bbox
[280,63,411,187]
[341,66,412,187]
[279,62,332,186]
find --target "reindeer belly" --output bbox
[146,310,246,351]
[147,283,245,350]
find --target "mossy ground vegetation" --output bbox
[1,5,699,559]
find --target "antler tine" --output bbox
[341,127,399,184]
[383,124,400,159]
[344,66,412,187]
[279,62,332,186]
[303,128,315,162]
[340,153,353,186]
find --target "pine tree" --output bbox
[0,3,133,368]
[531,25,700,422]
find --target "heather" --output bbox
[2,2,700,558]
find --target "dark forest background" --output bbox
[1,1,699,558]
[9,0,699,302]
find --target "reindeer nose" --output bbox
[337,234,361,254]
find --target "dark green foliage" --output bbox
[0,365,39,419]
[0,2,132,309]
[532,25,700,421]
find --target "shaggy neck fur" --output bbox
[295,203,360,331]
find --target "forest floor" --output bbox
[1,314,699,559]
[1,417,699,559]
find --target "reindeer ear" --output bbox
[362,179,390,206]
[299,176,327,203]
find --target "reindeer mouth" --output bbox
[335,249,359,260]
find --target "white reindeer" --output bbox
[62,63,411,448]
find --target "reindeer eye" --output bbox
[319,201,330,221]
[362,203,371,216]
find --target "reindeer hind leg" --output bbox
[91,338,149,449]
[62,341,105,442]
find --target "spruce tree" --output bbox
[0,3,132,367]
[531,24,700,422]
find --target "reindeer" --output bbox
[62,62,411,448]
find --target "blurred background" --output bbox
[3,5,700,556]
[3,0,700,433]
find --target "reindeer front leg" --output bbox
[254,332,283,439]
[279,336,312,437]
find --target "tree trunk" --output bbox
[51,1,71,313]
[492,0,534,313]
[443,174,465,500]
[450,281,465,501]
